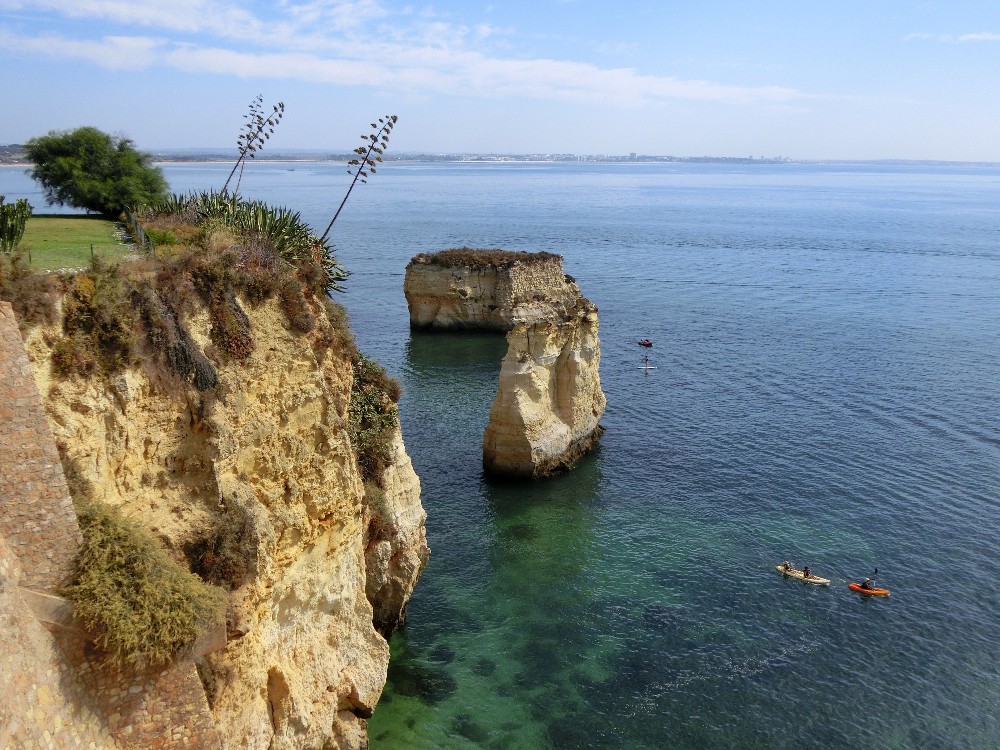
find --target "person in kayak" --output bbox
[860,578,874,590]
[802,565,812,579]
[783,561,793,572]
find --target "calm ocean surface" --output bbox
[4,160,999,748]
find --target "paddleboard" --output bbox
[849,582,890,597]
[776,565,830,586]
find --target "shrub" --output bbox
[51,333,99,377]
[59,257,137,375]
[143,227,177,246]
[311,298,356,362]
[183,503,257,590]
[349,353,401,485]
[0,251,60,329]
[279,278,315,333]
[135,283,218,391]
[207,289,254,361]
[236,237,286,306]
[363,482,394,544]
[63,500,226,669]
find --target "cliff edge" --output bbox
[1,219,428,749]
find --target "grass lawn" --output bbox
[18,215,134,270]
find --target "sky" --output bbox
[2,1,1000,160]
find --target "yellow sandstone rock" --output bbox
[16,293,427,750]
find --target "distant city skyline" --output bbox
[2,1,1000,161]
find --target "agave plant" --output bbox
[153,190,348,293]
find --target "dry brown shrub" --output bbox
[411,247,561,269]
[0,252,61,329]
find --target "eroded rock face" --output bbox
[404,250,606,478]
[404,252,581,330]
[483,299,606,478]
[23,295,427,750]
[364,428,429,636]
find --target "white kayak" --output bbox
[776,565,830,586]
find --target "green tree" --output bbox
[24,126,168,217]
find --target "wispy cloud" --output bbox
[0,29,163,69]
[905,31,1000,43]
[0,0,802,106]
[957,32,1000,42]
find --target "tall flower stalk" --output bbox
[221,95,285,197]
[319,115,397,242]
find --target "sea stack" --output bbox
[404,249,606,478]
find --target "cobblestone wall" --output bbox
[0,301,83,591]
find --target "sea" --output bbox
[3,159,999,749]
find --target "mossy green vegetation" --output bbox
[414,247,561,269]
[350,353,402,485]
[63,499,226,669]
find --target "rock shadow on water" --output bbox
[429,643,455,665]
[505,522,537,541]
[472,656,497,676]
[386,659,458,705]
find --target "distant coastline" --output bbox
[2,144,998,168]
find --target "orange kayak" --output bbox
[849,582,890,597]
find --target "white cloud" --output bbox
[0,1,803,106]
[0,0,264,36]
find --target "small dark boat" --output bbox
[638,339,653,348]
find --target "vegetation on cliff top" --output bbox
[0,191,357,385]
[411,247,562,269]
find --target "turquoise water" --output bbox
[4,161,999,748]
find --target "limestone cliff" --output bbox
[482,298,606,478]
[12,292,427,749]
[404,249,606,478]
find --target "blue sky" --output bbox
[2,1,999,160]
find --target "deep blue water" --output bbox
[4,160,999,748]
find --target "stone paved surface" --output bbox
[0,301,83,591]
[0,532,120,749]
[0,301,223,749]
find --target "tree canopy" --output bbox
[24,127,168,218]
